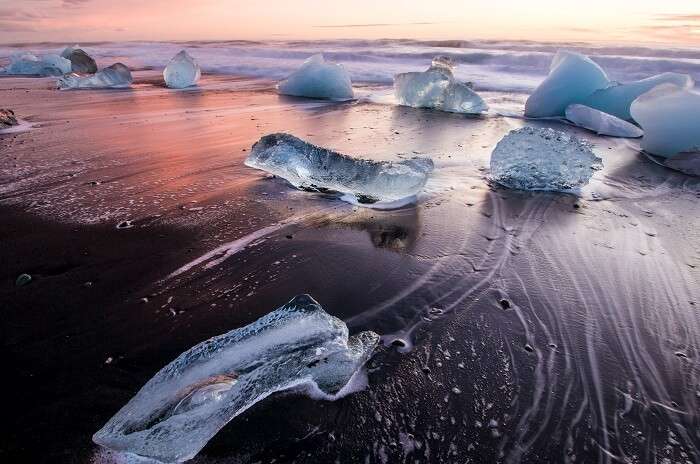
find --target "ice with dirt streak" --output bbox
[2,52,72,76]
[565,104,643,138]
[93,294,379,463]
[394,56,488,114]
[57,63,133,89]
[164,50,201,89]
[490,127,603,191]
[277,54,354,100]
[245,133,434,205]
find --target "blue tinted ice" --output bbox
[277,54,354,100]
[2,52,72,76]
[565,104,643,138]
[164,50,201,89]
[93,295,379,463]
[57,63,133,89]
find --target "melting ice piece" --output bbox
[0,109,18,129]
[277,54,354,101]
[394,56,488,114]
[630,84,700,157]
[245,133,434,205]
[93,295,379,463]
[61,45,98,73]
[565,104,643,138]
[490,127,603,191]
[57,63,133,90]
[164,50,201,89]
[525,51,609,118]
[3,52,72,76]
[582,73,693,121]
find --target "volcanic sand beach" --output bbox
[1,72,699,463]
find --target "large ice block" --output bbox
[630,84,700,157]
[582,73,693,121]
[565,104,643,138]
[277,54,354,101]
[164,50,201,89]
[57,63,133,90]
[3,52,72,76]
[93,295,379,463]
[61,45,98,73]
[245,133,434,205]
[394,56,488,114]
[524,51,609,118]
[490,127,603,191]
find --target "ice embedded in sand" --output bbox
[565,104,643,138]
[630,84,700,158]
[277,54,354,100]
[2,52,72,76]
[245,133,434,205]
[524,51,609,118]
[163,50,201,89]
[61,45,98,74]
[57,63,133,90]
[394,56,488,114]
[490,127,603,191]
[93,295,379,463]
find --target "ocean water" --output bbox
[1,39,699,93]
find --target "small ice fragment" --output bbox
[525,51,609,118]
[630,84,700,158]
[565,104,643,138]
[582,73,693,121]
[57,63,133,90]
[163,50,201,89]
[0,109,18,129]
[394,56,488,114]
[3,52,72,76]
[277,54,354,101]
[490,127,603,191]
[61,45,98,73]
[93,295,378,463]
[245,133,434,205]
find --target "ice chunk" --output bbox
[277,54,354,101]
[524,51,609,118]
[394,56,488,114]
[490,127,603,191]
[3,52,72,76]
[163,50,201,89]
[0,109,18,129]
[57,63,133,90]
[565,104,643,138]
[582,73,693,121]
[245,133,434,205]
[61,45,98,74]
[630,84,700,157]
[93,295,379,463]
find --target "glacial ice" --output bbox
[164,50,201,89]
[524,51,609,118]
[630,84,700,157]
[490,127,603,191]
[277,54,354,101]
[61,45,98,73]
[394,56,488,114]
[582,73,693,121]
[245,133,434,205]
[0,109,18,129]
[2,52,72,76]
[57,63,133,90]
[93,295,379,463]
[565,104,643,138]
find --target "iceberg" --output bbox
[61,45,98,74]
[93,295,379,463]
[490,127,603,191]
[394,56,488,114]
[245,133,434,205]
[524,51,609,118]
[57,63,133,90]
[565,104,643,138]
[582,73,693,121]
[277,54,354,101]
[630,84,700,158]
[2,52,72,76]
[163,50,201,89]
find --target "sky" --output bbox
[0,0,699,45]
